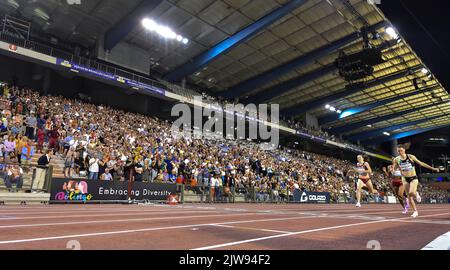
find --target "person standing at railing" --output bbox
[210,173,220,203]
[32,149,51,193]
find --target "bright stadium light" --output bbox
[386,27,399,39]
[142,18,157,31]
[329,106,336,112]
[142,18,187,44]
[421,68,429,75]
[336,110,342,114]
[383,132,391,136]
[157,26,176,39]
[325,104,330,109]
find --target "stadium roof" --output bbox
[1,0,449,144]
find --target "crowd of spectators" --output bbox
[164,80,372,153]
[0,84,447,203]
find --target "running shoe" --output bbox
[402,207,408,214]
[416,193,422,203]
[355,202,361,207]
[411,211,418,218]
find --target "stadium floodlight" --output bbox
[329,106,336,112]
[383,132,391,136]
[142,18,187,43]
[325,104,331,109]
[367,124,372,128]
[157,26,176,39]
[386,27,399,39]
[421,68,429,75]
[142,18,157,31]
[336,110,342,114]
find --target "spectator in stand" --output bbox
[37,114,46,131]
[44,117,53,143]
[210,173,220,202]
[11,121,23,136]
[48,126,59,154]
[21,138,35,169]
[64,147,76,178]
[100,168,113,181]
[36,128,45,154]
[15,135,27,164]
[0,120,8,138]
[5,156,23,192]
[134,157,144,182]
[0,138,4,159]
[3,135,15,161]
[25,112,37,140]
[62,132,74,157]
[88,154,99,180]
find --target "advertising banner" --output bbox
[50,178,177,203]
[292,190,330,203]
[56,59,165,96]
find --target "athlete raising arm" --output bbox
[393,144,439,218]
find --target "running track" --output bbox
[0,204,449,250]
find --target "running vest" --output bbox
[392,169,402,177]
[398,155,416,175]
[356,163,369,178]
[388,165,402,177]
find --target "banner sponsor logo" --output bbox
[54,180,93,202]
[293,190,330,203]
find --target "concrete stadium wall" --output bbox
[97,36,151,76]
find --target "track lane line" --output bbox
[0,212,267,229]
[210,224,292,234]
[192,212,450,250]
[0,215,321,245]
[0,210,222,221]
